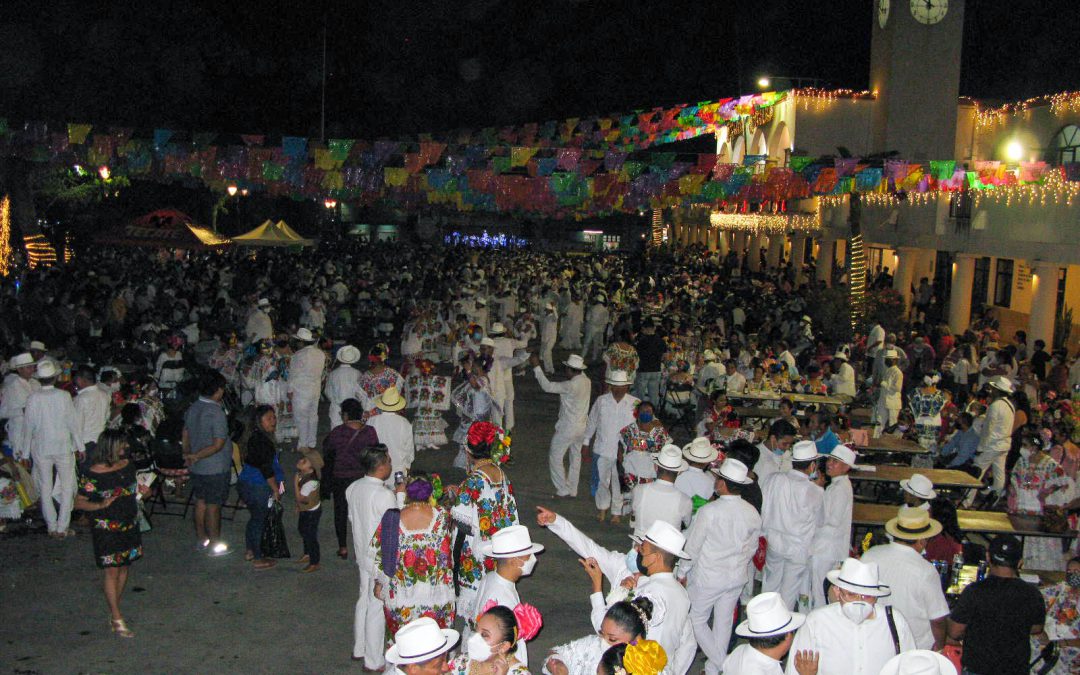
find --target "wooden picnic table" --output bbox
[850,465,983,490]
[853,436,928,456]
[853,502,1077,540]
[733,406,783,420]
[733,391,847,406]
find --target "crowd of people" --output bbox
[4,238,1080,673]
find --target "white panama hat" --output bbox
[336,345,361,364]
[712,458,753,485]
[682,436,719,464]
[384,617,459,665]
[477,525,545,558]
[8,353,36,369]
[900,473,937,500]
[653,444,689,473]
[735,592,805,638]
[605,369,632,386]
[564,354,587,370]
[879,650,957,675]
[630,520,691,559]
[826,557,892,597]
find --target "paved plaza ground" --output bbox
[1,357,698,674]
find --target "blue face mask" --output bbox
[625,548,648,574]
[638,412,654,424]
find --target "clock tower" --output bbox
[869,0,966,160]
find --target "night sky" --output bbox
[0,0,1077,141]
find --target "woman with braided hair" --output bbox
[544,597,655,675]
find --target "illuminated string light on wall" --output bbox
[64,232,75,264]
[0,196,11,277]
[975,91,1080,130]
[709,211,820,234]
[23,234,57,269]
[848,233,867,330]
[792,88,876,111]
[650,208,665,248]
[969,171,1080,208]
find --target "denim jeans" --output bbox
[298,509,321,565]
[237,480,272,560]
[635,371,661,409]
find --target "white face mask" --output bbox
[466,632,493,661]
[1020,448,1033,460]
[841,600,874,625]
[520,553,537,576]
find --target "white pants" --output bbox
[688,580,743,675]
[762,553,810,612]
[328,402,344,430]
[541,339,555,373]
[809,555,843,609]
[493,378,516,432]
[974,449,1009,492]
[549,427,584,497]
[32,454,76,534]
[595,456,621,511]
[293,394,319,448]
[872,402,900,437]
[582,327,604,362]
[354,568,386,666]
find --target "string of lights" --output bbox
[975,91,1080,130]
[709,212,819,234]
[792,88,876,112]
[0,196,11,277]
[650,208,665,248]
[23,234,57,269]
[848,233,867,330]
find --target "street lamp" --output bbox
[1005,140,1024,163]
[757,77,771,89]
[323,198,337,209]
[98,165,111,181]
[227,184,238,197]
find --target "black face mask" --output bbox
[632,550,649,575]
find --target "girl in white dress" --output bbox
[544,598,654,675]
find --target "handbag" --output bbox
[260,500,291,558]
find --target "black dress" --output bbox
[78,462,143,568]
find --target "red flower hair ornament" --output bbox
[479,600,543,642]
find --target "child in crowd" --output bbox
[294,451,323,573]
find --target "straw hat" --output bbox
[8,353,36,369]
[293,327,315,342]
[489,322,506,336]
[375,386,407,412]
[605,369,632,387]
[826,558,891,597]
[702,349,718,362]
[28,340,46,352]
[712,458,753,485]
[564,354,587,370]
[682,437,718,464]
[900,473,937,500]
[478,525,545,558]
[879,650,957,675]
[791,440,821,462]
[480,337,496,348]
[256,298,271,309]
[735,592,805,638]
[885,505,943,541]
[653,444,689,473]
[34,361,58,379]
[336,345,361,365]
[630,520,691,559]
[384,617,459,665]
[988,375,1014,394]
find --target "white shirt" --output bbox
[289,344,325,398]
[978,397,1015,456]
[859,543,950,650]
[754,442,791,481]
[879,365,903,409]
[533,368,591,433]
[324,364,363,411]
[723,370,747,395]
[760,470,824,560]
[345,476,396,573]
[245,309,273,342]
[634,572,697,675]
[723,644,783,675]
[785,602,916,675]
[867,324,886,358]
[811,475,853,564]
[583,392,640,459]
[828,361,856,398]
[680,495,761,588]
[470,571,528,666]
[21,385,80,458]
[631,479,692,537]
[75,384,112,447]
[674,466,715,501]
[367,412,415,475]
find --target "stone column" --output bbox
[716,229,729,255]
[766,234,785,269]
[893,247,921,318]
[816,237,834,287]
[748,234,764,272]
[790,234,807,284]
[1028,260,1061,351]
[948,254,976,334]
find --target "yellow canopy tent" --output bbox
[231,220,316,247]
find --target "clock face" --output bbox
[878,0,890,28]
[910,0,948,24]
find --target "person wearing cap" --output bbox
[630,444,691,537]
[582,295,610,364]
[244,298,273,343]
[972,375,1016,495]
[27,340,48,365]
[0,353,41,461]
[755,419,798,481]
[539,302,558,374]
[583,369,640,522]
[21,360,81,537]
[948,534,1046,675]
[368,386,415,483]
[288,327,325,454]
[724,592,809,675]
[786,557,917,674]
[530,352,591,498]
[534,508,697,674]
[861,505,951,651]
[826,350,856,401]
[760,440,825,611]
[325,345,363,429]
[384,616,459,675]
[680,458,762,674]
[489,322,530,433]
[675,437,719,501]
[874,348,904,437]
[465,525,544,666]
[878,650,957,675]
[808,444,858,609]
